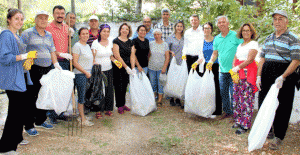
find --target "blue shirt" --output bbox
[132,28,155,42]
[21,26,56,67]
[203,39,218,63]
[0,30,33,92]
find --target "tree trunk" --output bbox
[293,0,297,12]
[135,0,142,15]
[71,0,75,14]
[18,0,22,35]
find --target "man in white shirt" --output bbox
[182,14,205,74]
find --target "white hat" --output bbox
[35,10,49,18]
[89,15,99,21]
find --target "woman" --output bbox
[0,8,33,153]
[72,27,94,126]
[92,24,121,118]
[149,29,170,106]
[231,23,258,134]
[130,25,150,74]
[202,22,222,118]
[165,20,185,108]
[112,23,134,114]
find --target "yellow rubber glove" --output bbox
[191,62,198,70]
[229,69,240,84]
[113,60,122,69]
[206,62,213,70]
[27,51,37,59]
[23,59,34,70]
[182,55,186,60]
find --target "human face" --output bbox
[175,23,183,35]
[35,14,49,29]
[162,12,170,22]
[217,17,229,33]
[241,25,252,40]
[138,27,146,38]
[89,19,99,30]
[53,9,65,24]
[65,13,76,27]
[8,13,24,31]
[203,24,212,36]
[79,29,89,42]
[100,28,110,40]
[120,25,129,37]
[154,32,162,41]
[143,17,151,31]
[190,17,199,29]
[273,14,288,32]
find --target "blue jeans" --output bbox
[135,67,148,75]
[219,72,233,115]
[148,69,163,94]
[74,74,87,104]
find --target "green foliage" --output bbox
[0,3,7,28]
[22,17,35,31]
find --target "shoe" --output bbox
[157,102,162,106]
[77,117,94,126]
[123,105,131,111]
[118,107,124,114]
[50,118,59,124]
[2,150,18,155]
[267,128,275,139]
[218,113,232,120]
[269,137,282,150]
[175,99,181,106]
[95,112,103,119]
[25,128,39,136]
[35,122,54,129]
[19,139,29,145]
[170,98,176,106]
[86,115,93,121]
[231,123,240,129]
[208,115,216,119]
[235,127,248,135]
[105,111,113,116]
[181,105,184,109]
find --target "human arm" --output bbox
[232,49,258,72]
[72,53,91,78]
[206,50,218,70]
[162,49,170,74]
[113,43,129,69]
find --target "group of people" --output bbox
[0,4,299,153]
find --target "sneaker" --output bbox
[35,122,54,129]
[86,115,93,121]
[19,139,29,145]
[50,118,59,124]
[235,127,248,135]
[77,117,94,126]
[2,150,18,155]
[208,115,217,119]
[231,123,241,129]
[267,128,275,139]
[123,105,131,111]
[175,99,181,106]
[170,98,176,106]
[25,128,39,136]
[269,137,282,150]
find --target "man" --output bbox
[21,11,63,136]
[65,12,76,40]
[153,8,174,41]
[87,15,100,46]
[257,10,300,150]
[132,16,154,42]
[206,16,243,120]
[46,5,73,124]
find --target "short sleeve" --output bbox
[72,43,81,55]
[250,41,259,51]
[164,42,169,52]
[165,36,172,50]
[289,32,300,60]
[213,38,218,51]
[113,38,119,45]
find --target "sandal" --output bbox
[231,123,240,129]
[105,111,113,116]
[118,107,124,114]
[123,105,131,111]
[157,102,162,106]
[95,112,102,119]
[235,127,248,135]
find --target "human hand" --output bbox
[138,66,143,72]
[229,69,239,84]
[192,62,198,70]
[206,61,213,70]
[275,75,285,89]
[23,59,34,70]
[59,53,73,60]
[182,55,186,60]
[132,68,137,75]
[125,66,133,75]
[54,62,63,70]
[113,60,122,69]
[171,52,175,57]
[161,68,166,74]
[256,76,261,91]
[85,72,92,78]
[27,51,37,59]
[232,66,240,73]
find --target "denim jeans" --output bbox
[219,72,233,115]
[148,69,164,94]
[135,67,148,75]
[74,74,87,104]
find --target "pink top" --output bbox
[46,22,69,60]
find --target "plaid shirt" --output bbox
[154,21,174,41]
[261,29,300,63]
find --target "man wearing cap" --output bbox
[132,16,154,42]
[257,10,300,150]
[153,8,174,41]
[87,15,100,47]
[21,10,62,136]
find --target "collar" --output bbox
[50,21,66,29]
[89,29,100,38]
[33,26,50,37]
[159,21,172,27]
[272,29,290,37]
[217,30,233,38]
[148,28,153,34]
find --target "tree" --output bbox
[135,0,142,15]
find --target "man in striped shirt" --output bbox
[257,10,300,150]
[87,15,100,47]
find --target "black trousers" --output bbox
[98,69,114,112]
[258,61,296,140]
[113,65,129,108]
[186,55,200,74]
[24,65,50,130]
[0,74,28,152]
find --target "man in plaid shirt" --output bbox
[154,8,174,41]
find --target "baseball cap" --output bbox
[272,10,288,18]
[89,15,99,21]
[35,10,49,18]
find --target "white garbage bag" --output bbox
[184,69,216,117]
[164,59,188,99]
[159,73,167,86]
[129,72,156,116]
[290,87,300,123]
[248,84,279,152]
[36,69,75,115]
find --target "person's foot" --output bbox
[35,122,54,129]
[269,137,282,150]
[267,129,275,139]
[2,150,18,155]
[50,118,59,124]
[170,98,176,106]
[105,111,113,116]
[231,123,240,129]
[25,128,39,136]
[208,115,216,119]
[218,113,232,120]
[175,99,181,106]
[19,139,29,145]
[77,117,94,126]
[235,127,248,134]
[118,107,124,114]
[95,112,103,119]
[123,105,131,111]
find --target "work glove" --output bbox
[132,68,137,75]
[54,62,63,70]
[181,55,186,60]
[113,60,122,69]
[192,62,198,70]
[125,66,133,75]
[206,61,213,70]
[232,66,240,73]
[23,59,34,70]
[22,51,37,70]
[275,75,285,89]
[59,53,73,60]
[69,27,75,37]
[256,76,261,91]
[229,69,239,84]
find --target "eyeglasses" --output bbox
[143,21,151,23]
[204,28,211,30]
[242,30,251,33]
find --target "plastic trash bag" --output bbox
[164,58,188,99]
[36,69,75,115]
[159,73,167,86]
[248,84,279,152]
[129,72,156,116]
[184,69,215,117]
[290,87,300,123]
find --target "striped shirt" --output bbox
[261,30,300,62]
[21,26,56,67]
[154,21,174,41]
[87,29,100,47]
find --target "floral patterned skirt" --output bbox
[233,78,255,129]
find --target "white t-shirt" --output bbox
[72,42,94,74]
[236,41,259,61]
[91,40,113,71]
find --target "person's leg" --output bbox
[157,70,164,102]
[148,69,158,94]
[143,67,148,75]
[104,69,114,113]
[219,73,233,115]
[240,81,255,130]
[232,82,241,125]
[75,74,88,121]
[186,55,198,74]
[212,63,222,115]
